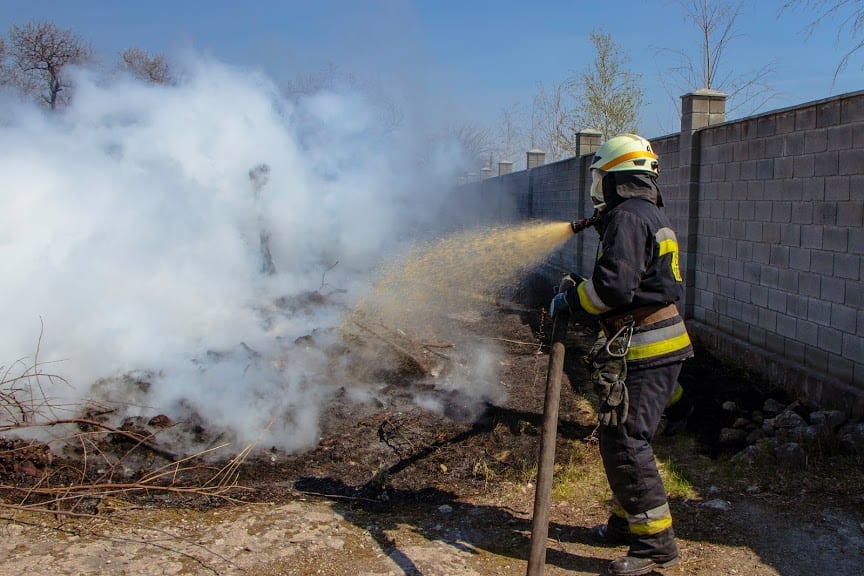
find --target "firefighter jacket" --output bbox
[568,173,694,369]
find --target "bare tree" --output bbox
[447,122,496,171]
[783,0,864,82]
[661,0,776,119]
[496,103,528,167]
[119,47,174,85]
[529,81,576,161]
[569,29,643,140]
[0,37,7,85]
[5,20,91,109]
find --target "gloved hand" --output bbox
[550,272,583,317]
[557,272,584,294]
[549,292,569,318]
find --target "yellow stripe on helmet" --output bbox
[599,150,658,172]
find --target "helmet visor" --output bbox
[590,169,605,209]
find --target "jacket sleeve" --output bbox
[572,210,651,315]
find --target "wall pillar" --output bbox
[527,148,546,169]
[573,130,603,274]
[575,129,603,157]
[480,166,494,180]
[680,89,727,318]
[498,160,513,176]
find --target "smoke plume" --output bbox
[0,55,505,456]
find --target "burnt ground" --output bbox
[1,289,863,575]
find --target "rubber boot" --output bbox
[607,527,679,576]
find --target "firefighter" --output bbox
[549,133,693,576]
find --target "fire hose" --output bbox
[525,217,597,576]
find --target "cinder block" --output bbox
[824,175,851,201]
[823,227,848,251]
[770,244,790,266]
[745,281,767,307]
[808,297,832,325]
[796,107,817,130]
[789,247,811,271]
[781,223,802,245]
[828,124,854,150]
[793,155,815,177]
[839,148,864,175]
[821,276,846,304]
[787,293,808,318]
[814,151,840,176]
[813,201,837,226]
[768,288,788,313]
[818,325,844,354]
[810,250,834,275]
[799,273,821,297]
[805,129,829,153]
[779,269,799,292]
[832,303,859,334]
[797,318,819,345]
[837,201,864,226]
[778,313,797,337]
[801,225,822,247]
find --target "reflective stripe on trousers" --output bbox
[625,319,691,362]
[611,498,673,535]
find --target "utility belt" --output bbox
[599,303,679,339]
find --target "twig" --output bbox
[478,336,542,347]
[43,418,179,461]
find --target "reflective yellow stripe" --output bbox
[577,280,610,315]
[630,516,673,535]
[627,331,692,361]
[658,238,677,255]
[599,150,657,172]
[626,322,691,361]
[656,228,683,282]
[628,502,673,536]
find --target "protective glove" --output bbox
[550,272,584,318]
[587,338,629,427]
[558,272,585,293]
[593,361,629,427]
[549,292,569,318]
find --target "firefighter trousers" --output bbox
[598,361,683,558]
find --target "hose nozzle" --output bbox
[571,214,600,234]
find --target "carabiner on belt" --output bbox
[605,319,634,358]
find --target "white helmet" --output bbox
[589,134,659,209]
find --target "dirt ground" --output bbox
[1,295,863,576]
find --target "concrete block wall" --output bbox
[690,94,864,412]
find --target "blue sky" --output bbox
[1,0,862,140]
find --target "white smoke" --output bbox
[0,55,489,455]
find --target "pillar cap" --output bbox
[683,89,727,98]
